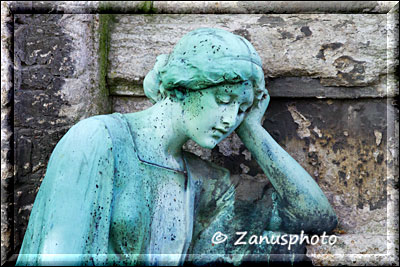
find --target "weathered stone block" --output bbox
[107,14,390,97]
[1,2,14,264]
[7,1,398,14]
[154,1,398,14]
[307,233,398,265]
[11,13,111,255]
[112,96,153,113]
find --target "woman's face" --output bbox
[180,81,254,149]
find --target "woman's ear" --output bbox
[173,88,188,101]
[174,90,184,101]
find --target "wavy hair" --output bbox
[144,28,267,104]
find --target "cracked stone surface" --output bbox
[9,13,111,261]
[108,14,391,97]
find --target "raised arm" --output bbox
[236,93,337,234]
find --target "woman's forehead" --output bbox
[215,82,254,99]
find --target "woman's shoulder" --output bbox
[70,113,118,132]
[63,113,128,142]
[53,114,127,159]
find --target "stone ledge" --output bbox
[154,1,398,14]
[6,1,399,14]
[109,77,391,99]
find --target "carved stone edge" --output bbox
[1,1,14,266]
[109,78,396,99]
[6,1,399,14]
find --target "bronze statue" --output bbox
[17,28,337,266]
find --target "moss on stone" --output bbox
[138,1,156,13]
[97,13,115,114]
[98,1,156,13]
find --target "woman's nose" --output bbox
[221,104,239,128]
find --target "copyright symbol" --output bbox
[212,231,228,244]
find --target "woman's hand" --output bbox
[241,90,270,127]
[235,88,337,234]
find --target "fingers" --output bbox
[257,90,270,110]
[265,93,270,106]
[263,87,269,96]
[256,87,269,101]
[255,86,268,100]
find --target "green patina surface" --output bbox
[16,28,337,266]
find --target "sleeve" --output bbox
[187,163,242,265]
[16,117,115,266]
[187,163,296,265]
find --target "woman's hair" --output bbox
[143,28,267,104]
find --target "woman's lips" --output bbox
[212,127,228,136]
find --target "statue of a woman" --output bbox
[16,28,337,266]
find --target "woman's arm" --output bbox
[236,93,337,234]
[16,117,115,266]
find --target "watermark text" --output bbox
[211,230,337,251]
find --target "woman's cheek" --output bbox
[237,113,245,124]
[205,107,221,125]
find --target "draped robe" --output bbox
[16,113,305,266]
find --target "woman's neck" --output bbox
[124,98,189,171]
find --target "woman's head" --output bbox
[144,28,266,104]
[143,28,267,148]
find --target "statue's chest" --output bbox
[109,166,196,264]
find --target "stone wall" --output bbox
[2,2,112,264]
[1,1,398,266]
[12,13,112,256]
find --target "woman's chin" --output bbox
[193,136,221,149]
